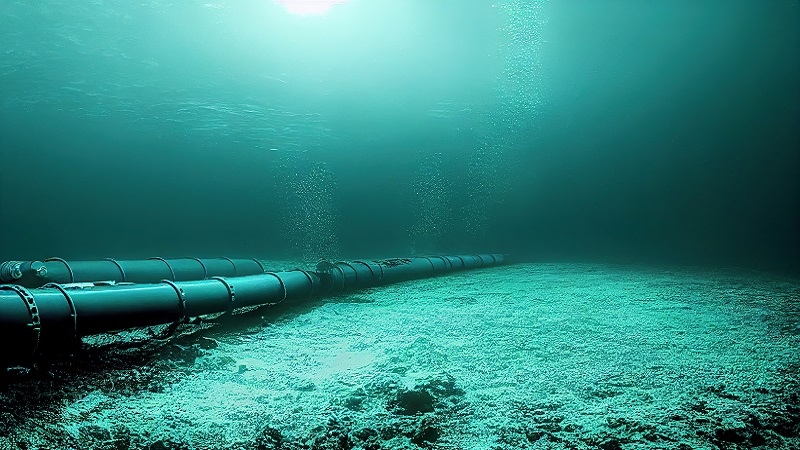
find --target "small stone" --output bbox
[392,389,434,415]
[715,427,747,443]
[196,337,218,350]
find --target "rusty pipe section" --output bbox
[0,257,268,288]
[0,254,506,365]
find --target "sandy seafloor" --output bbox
[1,262,799,450]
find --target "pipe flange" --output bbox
[160,279,187,323]
[104,257,126,281]
[0,284,41,354]
[149,257,176,281]
[42,282,78,342]
[211,276,236,311]
[45,257,74,283]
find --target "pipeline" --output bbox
[0,254,506,365]
[0,257,268,288]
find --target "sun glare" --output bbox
[276,0,350,15]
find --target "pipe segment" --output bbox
[0,270,320,364]
[0,254,506,365]
[0,257,267,288]
[316,254,505,293]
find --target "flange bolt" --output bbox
[31,261,47,278]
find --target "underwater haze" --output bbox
[1,0,798,270]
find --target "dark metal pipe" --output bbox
[0,257,268,288]
[0,254,506,365]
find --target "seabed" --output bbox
[1,262,798,449]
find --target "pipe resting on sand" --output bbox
[0,254,507,365]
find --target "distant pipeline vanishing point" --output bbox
[0,254,507,366]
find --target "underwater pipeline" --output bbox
[0,257,269,289]
[0,254,506,365]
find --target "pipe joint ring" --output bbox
[218,257,237,276]
[252,259,266,272]
[337,262,359,284]
[0,284,41,353]
[332,265,346,294]
[105,258,126,281]
[45,257,74,283]
[149,257,176,281]
[211,276,236,311]
[42,282,78,342]
[160,279,187,323]
[263,272,287,305]
[190,258,208,279]
[296,270,317,300]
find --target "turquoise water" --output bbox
[1,0,798,270]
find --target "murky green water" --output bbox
[1,0,797,270]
